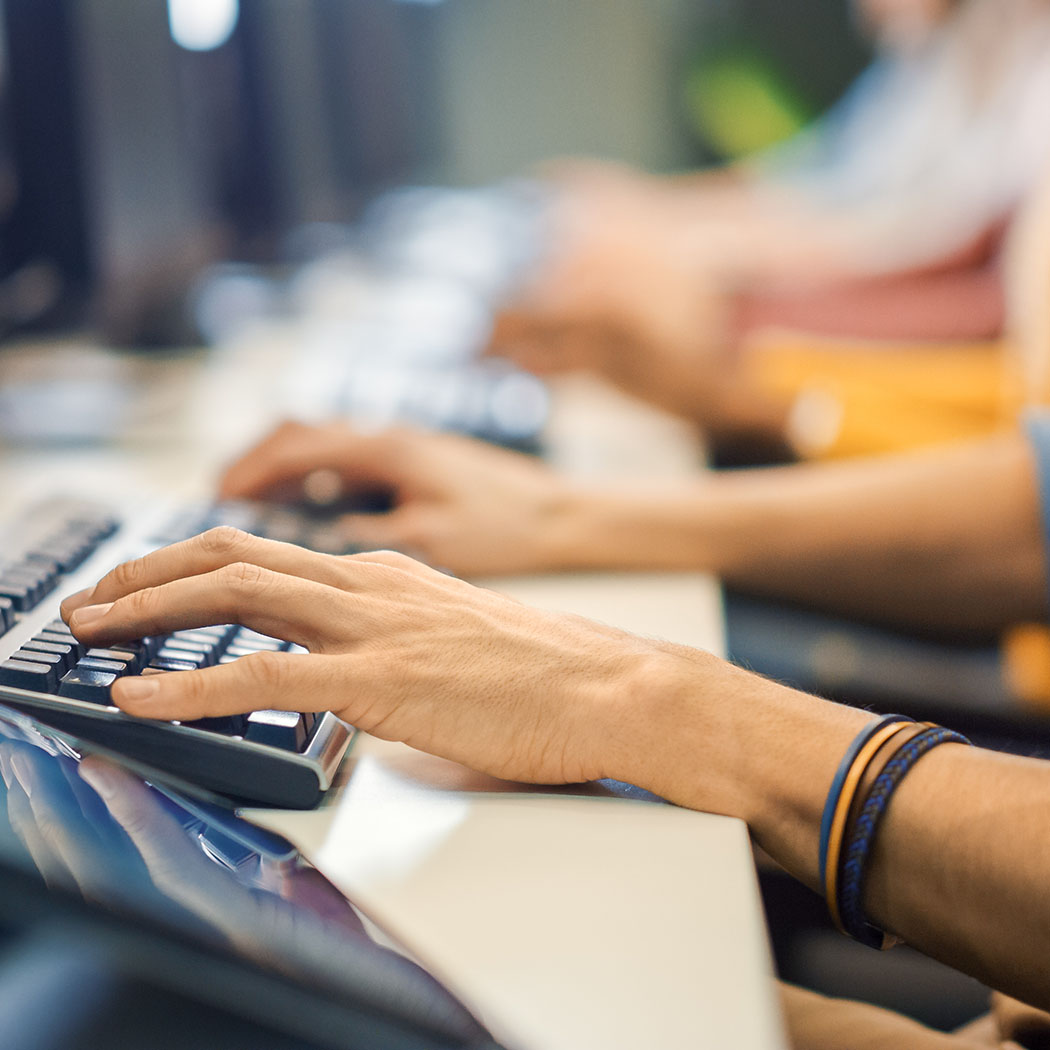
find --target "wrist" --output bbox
[602,641,870,888]
[596,641,749,813]
[540,484,724,573]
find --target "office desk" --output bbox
[0,338,784,1050]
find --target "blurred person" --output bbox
[489,0,1050,459]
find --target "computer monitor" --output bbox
[1,0,441,348]
[0,0,91,337]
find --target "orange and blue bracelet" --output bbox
[836,724,970,948]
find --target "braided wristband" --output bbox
[818,713,910,888]
[837,725,971,949]
[824,720,919,933]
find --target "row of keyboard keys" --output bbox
[0,509,119,636]
[151,501,368,558]
[0,620,317,753]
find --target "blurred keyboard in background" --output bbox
[192,182,552,454]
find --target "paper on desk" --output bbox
[296,754,786,1050]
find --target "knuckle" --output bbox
[197,525,253,560]
[218,560,269,596]
[106,556,147,595]
[174,669,210,714]
[238,650,286,692]
[120,583,163,623]
[366,549,420,570]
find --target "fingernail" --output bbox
[60,586,95,612]
[116,677,159,703]
[70,602,113,627]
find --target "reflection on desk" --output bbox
[245,736,785,1050]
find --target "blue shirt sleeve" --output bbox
[1024,412,1050,605]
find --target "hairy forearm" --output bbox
[549,434,1047,635]
[614,648,1050,1011]
[865,744,1050,1011]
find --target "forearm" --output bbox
[548,434,1047,635]
[613,649,1050,1010]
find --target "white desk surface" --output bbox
[0,338,784,1050]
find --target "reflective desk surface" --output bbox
[0,334,785,1050]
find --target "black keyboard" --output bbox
[0,496,359,808]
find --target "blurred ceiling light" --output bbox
[167,0,239,52]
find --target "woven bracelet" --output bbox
[817,713,910,888]
[823,720,919,933]
[837,725,971,949]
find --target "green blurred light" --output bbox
[684,54,812,159]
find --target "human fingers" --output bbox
[66,563,353,652]
[218,420,408,502]
[61,527,358,620]
[108,651,347,724]
[218,421,343,501]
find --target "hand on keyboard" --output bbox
[217,421,572,577]
[62,527,646,787]
[0,500,358,807]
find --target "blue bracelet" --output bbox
[838,725,971,949]
[818,713,910,888]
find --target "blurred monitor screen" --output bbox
[0,0,438,347]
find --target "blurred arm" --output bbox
[549,432,1046,636]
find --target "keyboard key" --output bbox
[0,568,48,606]
[0,597,13,632]
[36,631,85,658]
[75,657,130,676]
[19,555,59,588]
[0,658,60,692]
[13,649,66,679]
[20,639,76,672]
[30,540,88,573]
[107,641,154,668]
[86,648,141,673]
[161,638,218,666]
[223,644,270,660]
[0,580,33,611]
[156,646,209,669]
[244,710,309,751]
[58,667,118,704]
[148,657,200,673]
[172,628,233,646]
[232,629,285,650]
